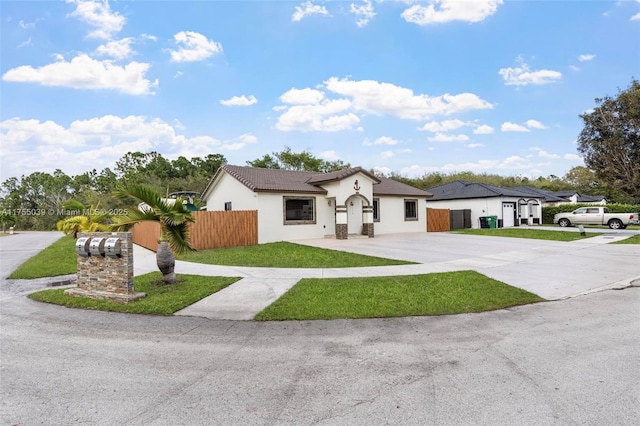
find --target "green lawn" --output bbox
[9,235,77,279]
[28,272,240,315]
[452,228,601,242]
[178,241,414,268]
[611,234,640,244]
[255,271,545,321]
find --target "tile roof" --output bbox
[374,176,432,197]
[202,165,431,198]
[221,165,328,194]
[426,181,542,201]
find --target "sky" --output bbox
[1,0,639,183]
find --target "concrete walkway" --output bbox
[131,232,640,320]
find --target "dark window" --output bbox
[224,202,232,211]
[284,197,315,224]
[404,199,418,221]
[373,198,380,222]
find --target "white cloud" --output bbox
[19,19,36,29]
[400,164,441,177]
[280,88,325,105]
[499,57,562,86]
[630,12,640,21]
[569,65,581,72]
[221,133,258,150]
[291,1,330,22]
[427,133,469,142]
[564,153,582,160]
[66,0,125,40]
[501,122,530,132]
[320,150,340,161]
[17,38,32,49]
[473,124,494,134]
[275,99,360,132]
[141,34,157,42]
[2,54,158,95]
[465,143,483,148]
[351,0,376,27]
[324,77,492,120]
[525,119,546,129]
[169,31,222,63]
[530,147,559,159]
[174,71,183,79]
[220,95,258,106]
[363,136,400,146]
[401,0,502,25]
[95,37,134,59]
[419,119,467,132]
[0,115,228,180]
[578,54,596,62]
[381,150,395,159]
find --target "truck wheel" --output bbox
[558,218,571,227]
[608,219,623,230]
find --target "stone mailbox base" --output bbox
[65,287,146,303]
[66,231,145,303]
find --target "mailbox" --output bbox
[104,237,122,258]
[89,237,106,257]
[75,237,91,257]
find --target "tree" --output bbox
[0,211,16,233]
[577,79,640,203]
[247,146,350,172]
[111,184,195,284]
[56,200,110,239]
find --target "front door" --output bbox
[502,202,515,227]
[348,198,363,234]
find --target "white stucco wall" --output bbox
[427,197,543,228]
[205,173,258,211]
[374,196,427,235]
[256,193,334,243]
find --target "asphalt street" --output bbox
[1,231,639,425]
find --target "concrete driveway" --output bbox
[297,232,640,300]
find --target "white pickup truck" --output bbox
[553,206,640,229]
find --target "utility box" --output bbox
[104,237,121,258]
[89,237,105,257]
[75,237,91,257]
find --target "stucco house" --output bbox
[425,181,545,228]
[201,165,432,243]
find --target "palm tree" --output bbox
[111,183,195,284]
[56,200,110,238]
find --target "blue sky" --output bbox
[1,0,639,183]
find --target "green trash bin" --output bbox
[487,215,498,228]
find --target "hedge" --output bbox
[542,203,640,224]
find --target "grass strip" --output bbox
[452,228,601,242]
[611,235,640,244]
[178,241,414,268]
[28,272,240,315]
[9,235,76,279]
[255,271,544,321]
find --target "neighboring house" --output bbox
[201,165,432,243]
[425,181,545,228]
[514,187,607,206]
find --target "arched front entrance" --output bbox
[336,194,374,239]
